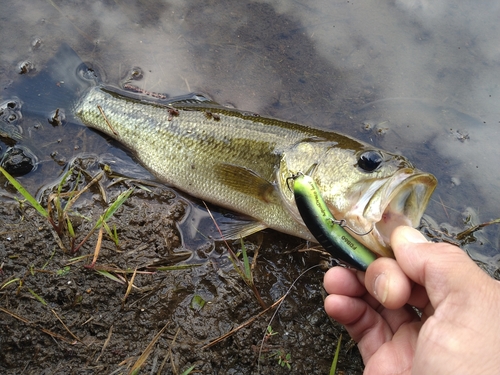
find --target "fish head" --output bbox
[279,142,437,257]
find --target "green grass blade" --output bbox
[0,278,21,290]
[102,221,113,239]
[95,270,124,284]
[56,266,71,276]
[28,288,47,305]
[102,222,119,245]
[66,217,75,237]
[67,255,91,263]
[190,295,206,311]
[329,334,342,375]
[180,365,195,375]
[227,254,246,281]
[42,248,57,269]
[112,224,119,245]
[0,166,48,217]
[57,168,73,195]
[95,188,134,229]
[240,238,252,283]
[61,168,80,211]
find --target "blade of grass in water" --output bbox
[0,166,48,218]
[58,168,73,195]
[190,295,206,311]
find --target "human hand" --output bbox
[324,226,500,375]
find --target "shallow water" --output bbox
[1,0,500,373]
[3,0,499,262]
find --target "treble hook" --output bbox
[286,172,303,193]
[286,164,319,193]
[289,172,374,237]
[330,218,374,236]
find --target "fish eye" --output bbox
[357,150,383,172]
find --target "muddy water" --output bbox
[1,1,500,374]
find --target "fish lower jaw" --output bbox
[374,211,413,248]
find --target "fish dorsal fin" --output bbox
[214,164,279,204]
[167,93,217,106]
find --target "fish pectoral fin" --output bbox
[215,218,268,241]
[214,164,278,203]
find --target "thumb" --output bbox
[390,226,486,307]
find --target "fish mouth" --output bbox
[347,169,437,257]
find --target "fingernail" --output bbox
[401,227,428,244]
[374,273,388,304]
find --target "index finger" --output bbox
[323,266,365,297]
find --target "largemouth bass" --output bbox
[74,84,437,257]
[11,45,436,257]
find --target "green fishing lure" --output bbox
[292,173,377,271]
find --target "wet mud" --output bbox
[0,157,364,374]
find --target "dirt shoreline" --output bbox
[0,163,364,374]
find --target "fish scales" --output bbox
[75,85,437,256]
[75,87,338,238]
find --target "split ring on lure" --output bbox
[290,173,377,271]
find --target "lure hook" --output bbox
[286,172,304,193]
[289,172,374,237]
[330,218,374,236]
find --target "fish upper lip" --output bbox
[385,172,437,223]
[344,169,436,253]
[365,169,437,246]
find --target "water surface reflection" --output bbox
[1,0,499,265]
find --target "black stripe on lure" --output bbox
[291,173,377,271]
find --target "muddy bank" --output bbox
[0,159,364,374]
